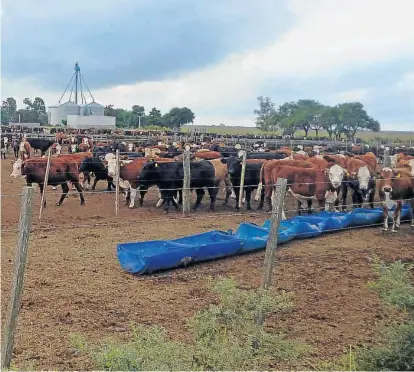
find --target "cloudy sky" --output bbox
[1,0,414,130]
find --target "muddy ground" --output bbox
[1,157,413,370]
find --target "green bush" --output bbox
[368,257,414,310]
[320,258,414,371]
[70,277,309,371]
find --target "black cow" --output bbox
[79,157,115,191]
[347,176,376,209]
[220,157,265,211]
[25,138,54,156]
[138,160,217,212]
[246,152,287,160]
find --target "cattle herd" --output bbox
[2,133,414,233]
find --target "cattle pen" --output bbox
[1,152,414,370]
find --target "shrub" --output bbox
[70,277,309,370]
[320,258,414,371]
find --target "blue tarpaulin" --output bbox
[117,205,413,275]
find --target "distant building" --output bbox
[47,62,115,129]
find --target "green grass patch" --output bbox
[70,277,310,371]
[320,257,414,371]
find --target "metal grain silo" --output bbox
[59,101,81,117]
[48,104,60,125]
[81,101,104,116]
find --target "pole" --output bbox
[255,178,287,326]
[38,148,52,221]
[1,186,35,369]
[260,177,287,290]
[182,148,191,216]
[237,150,247,210]
[115,149,120,215]
[383,148,391,168]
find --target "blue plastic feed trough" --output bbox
[117,205,413,275]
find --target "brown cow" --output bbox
[255,159,317,210]
[208,158,232,204]
[261,165,336,215]
[354,152,378,173]
[195,150,221,160]
[377,167,414,232]
[10,157,85,207]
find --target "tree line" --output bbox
[254,97,381,139]
[103,105,195,129]
[1,97,48,125]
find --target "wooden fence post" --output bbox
[115,149,120,215]
[1,186,35,369]
[255,178,287,326]
[238,150,247,210]
[260,177,287,291]
[38,148,52,221]
[182,147,191,216]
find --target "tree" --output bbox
[104,104,115,116]
[295,99,324,137]
[254,96,278,131]
[162,107,195,128]
[131,105,145,128]
[146,107,163,127]
[319,106,340,139]
[337,102,379,140]
[1,97,17,124]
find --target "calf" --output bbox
[220,157,265,211]
[138,160,217,212]
[79,156,115,191]
[10,157,85,207]
[377,167,414,232]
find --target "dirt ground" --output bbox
[1,157,414,370]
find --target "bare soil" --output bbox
[1,157,413,370]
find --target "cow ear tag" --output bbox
[396,173,401,178]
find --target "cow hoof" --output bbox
[56,203,61,207]
[391,229,398,233]
[382,228,388,232]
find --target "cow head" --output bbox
[106,153,117,177]
[357,166,371,190]
[71,144,78,153]
[378,167,401,195]
[327,164,346,189]
[224,157,243,178]
[10,158,24,178]
[138,160,160,186]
